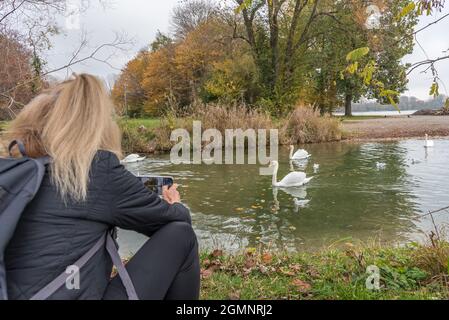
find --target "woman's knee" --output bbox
[163,221,197,246]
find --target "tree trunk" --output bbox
[345,93,353,117]
[267,1,280,91]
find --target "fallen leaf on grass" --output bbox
[212,249,223,258]
[289,264,302,272]
[292,279,312,293]
[229,291,241,300]
[201,268,213,279]
[202,259,211,267]
[262,253,273,264]
[279,267,296,277]
[245,258,256,269]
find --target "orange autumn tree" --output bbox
[142,21,225,115]
[0,33,37,119]
[113,19,253,117]
[112,50,152,117]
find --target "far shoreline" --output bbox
[341,115,449,141]
[2,115,449,156]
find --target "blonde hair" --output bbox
[7,73,122,202]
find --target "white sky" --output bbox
[46,0,449,100]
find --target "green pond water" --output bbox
[118,139,449,256]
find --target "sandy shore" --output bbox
[342,115,449,140]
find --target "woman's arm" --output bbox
[106,153,191,237]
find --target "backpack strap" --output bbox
[30,230,138,300]
[8,140,27,157]
[105,233,139,300]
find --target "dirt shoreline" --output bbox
[342,115,449,140]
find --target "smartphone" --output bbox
[137,176,174,195]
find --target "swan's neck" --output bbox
[289,148,294,159]
[272,164,279,186]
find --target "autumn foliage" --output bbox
[0,33,37,119]
[113,20,257,117]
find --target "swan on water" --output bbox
[289,145,311,160]
[313,163,320,173]
[269,160,313,187]
[376,162,386,170]
[272,187,309,212]
[121,154,146,164]
[424,134,434,148]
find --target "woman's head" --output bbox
[7,73,122,202]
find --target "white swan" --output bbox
[121,154,146,164]
[424,134,434,148]
[376,162,386,170]
[272,187,309,213]
[270,160,313,187]
[313,163,320,173]
[289,145,311,160]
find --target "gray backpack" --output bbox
[0,140,138,300]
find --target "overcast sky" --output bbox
[46,0,449,100]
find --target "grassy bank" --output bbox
[119,118,161,130]
[199,242,449,300]
[120,104,342,153]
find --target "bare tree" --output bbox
[0,0,131,119]
[171,0,217,39]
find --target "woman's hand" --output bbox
[162,184,181,205]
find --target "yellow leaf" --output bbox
[397,2,416,20]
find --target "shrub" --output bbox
[121,103,343,154]
[150,103,275,152]
[412,240,449,282]
[280,105,342,144]
[119,119,156,154]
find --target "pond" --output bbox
[118,139,449,256]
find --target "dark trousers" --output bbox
[103,222,200,300]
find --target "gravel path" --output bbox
[343,115,449,140]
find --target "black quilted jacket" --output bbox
[5,151,191,300]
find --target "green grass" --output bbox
[119,118,161,130]
[118,118,161,154]
[199,243,449,300]
[338,115,385,122]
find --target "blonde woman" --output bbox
[4,74,199,300]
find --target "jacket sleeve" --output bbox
[106,153,191,237]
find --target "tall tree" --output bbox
[171,0,217,39]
